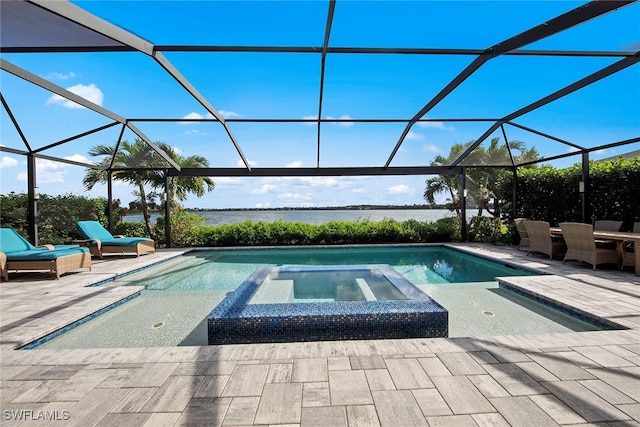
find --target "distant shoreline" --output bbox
[185,204,466,212]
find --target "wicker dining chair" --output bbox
[593,220,623,231]
[620,221,640,270]
[514,218,530,251]
[560,222,620,270]
[524,220,566,260]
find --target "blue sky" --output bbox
[1,1,639,209]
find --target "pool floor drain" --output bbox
[152,322,165,329]
[482,310,495,316]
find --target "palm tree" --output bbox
[84,139,216,237]
[468,138,539,217]
[424,142,482,219]
[151,143,215,209]
[424,138,538,218]
[83,139,158,236]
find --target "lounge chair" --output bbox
[594,220,622,231]
[524,220,566,260]
[0,228,91,281]
[76,221,155,258]
[560,222,619,270]
[514,218,530,251]
[620,222,640,270]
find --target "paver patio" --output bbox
[1,244,639,426]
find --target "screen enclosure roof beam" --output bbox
[166,166,463,178]
[383,0,637,169]
[14,0,248,171]
[0,58,181,171]
[449,52,640,168]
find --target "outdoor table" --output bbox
[550,227,640,276]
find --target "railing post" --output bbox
[581,151,590,223]
[461,169,467,242]
[27,153,38,245]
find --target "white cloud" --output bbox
[277,192,313,200]
[251,184,277,194]
[406,131,424,141]
[37,159,66,172]
[421,144,440,153]
[285,161,303,168]
[181,110,241,123]
[255,202,272,208]
[180,112,215,124]
[46,83,103,109]
[16,159,67,183]
[215,177,242,185]
[386,184,411,194]
[0,156,18,168]
[296,177,340,187]
[417,121,455,131]
[45,71,76,80]
[64,154,92,164]
[219,110,242,119]
[302,115,317,126]
[185,129,208,136]
[351,188,368,194]
[237,159,258,167]
[327,114,354,127]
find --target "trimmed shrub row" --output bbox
[158,214,461,247]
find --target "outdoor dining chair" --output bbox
[594,220,623,231]
[560,222,620,270]
[514,218,530,251]
[524,220,566,260]
[620,222,640,270]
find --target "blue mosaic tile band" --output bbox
[208,264,448,345]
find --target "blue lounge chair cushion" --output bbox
[77,220,114,241]
[5,247,89,261]
[1,228,89,260]
[76,221,153,246]
[0,228,38,253]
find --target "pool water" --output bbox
[36,246,603,349]
[250,265,408,303]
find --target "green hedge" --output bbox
[0,192,126,244]
[496,157,640,231]
[160,215,460,247]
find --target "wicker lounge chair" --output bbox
[524,220,566,260]
[514,218,530,251]
[560,222,620,270]
[0,228,91,281]
[620,222,640,270]
[76,221,155,258]
[594,220,623,231]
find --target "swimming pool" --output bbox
[33,245,609,349]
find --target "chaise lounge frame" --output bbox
[75,220,156,259]
[80,238,156,259]
[1,250,92,281]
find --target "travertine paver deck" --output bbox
[1,244,639,426]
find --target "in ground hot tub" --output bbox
[207,264,448,344]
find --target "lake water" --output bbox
[124,208,472,226]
